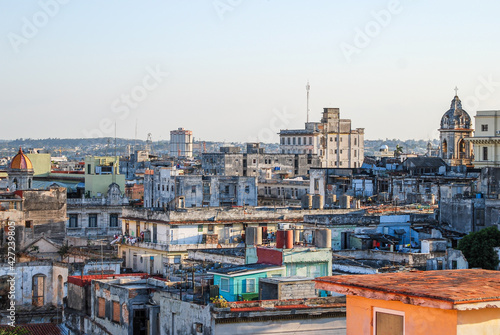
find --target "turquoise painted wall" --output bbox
[213,268,284,302]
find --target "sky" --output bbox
[1,0,500,143]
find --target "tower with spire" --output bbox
[8,147,34,191]
[438,88,474,166]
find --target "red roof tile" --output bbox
[315,269,500,309]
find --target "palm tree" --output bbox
[394,145,403,157]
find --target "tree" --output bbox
[0,327,29,335]
[457,226,500,270]
[394,144,404,157]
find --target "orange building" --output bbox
[315,269,500,335]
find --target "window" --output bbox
[98,297,105,318]
[245,185,250,193]
[483,147,488,160]
[373,308,404,335]
[89,214,97,228]
[32,274,45,307]
[482,124,488,131]
[153,224,158,243]
[298,137,301,145]
[192,185,196,193]
[246,278,256,293]
[25,220,32,228]
[287,138,290,145]
[293,138,296,145]
[354,150,357,157]
[112,301,120,323]
[309,137,312,145]
[330,137,333,142]
[220,277,229,292]
[69,215,78,228]
[208,225,214,233]
[110,214,118,227]
[354,138,357,145]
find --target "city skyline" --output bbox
[2,1,500,142]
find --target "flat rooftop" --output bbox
[208,263,284,276]
[315,269,500,310]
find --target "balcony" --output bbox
[129,241,243,252]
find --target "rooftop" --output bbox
[315,269,500,310]
[208,263,284,276]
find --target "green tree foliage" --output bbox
[0,327,29,335]
[457,226,500,270]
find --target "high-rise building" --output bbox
[170,127,193,158]
[279,108,364,168]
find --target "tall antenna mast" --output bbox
[306,81,310,123]
[133,119,138,153]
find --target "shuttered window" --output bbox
[112,301,120,323]
[98,297,105,318]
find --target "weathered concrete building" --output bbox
[201,151,321,178]
[258,177,309,206]
[0,188,67,249]
[64,274,346,335]
[118,207,338,275]
[144,166,257,208]
[67,183,129,240]
[280,107,364,168]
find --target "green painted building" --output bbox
[208,263,285,302]
[84,156,125,197]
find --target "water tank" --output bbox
[340,195,351,209]
[315,229,332,248]
[312,194,324,210]
[276,230,285,248]
[293,229,301,244]
[285,230,293,249]
[302,194,313,209]
[245,227,262,245]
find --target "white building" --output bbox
[465,110,500,167]
[170,127,193,158]
[280,108,364,168]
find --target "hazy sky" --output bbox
[2,1,500,143]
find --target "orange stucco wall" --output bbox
[457,308,500,335]
[347,295,458,335]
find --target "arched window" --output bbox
[442,140,448,157]
[32,274,46,307]
[458,139,466,158]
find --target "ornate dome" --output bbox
[379,144,389,152]
[440,95,471,130]
[10,147,33,170]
